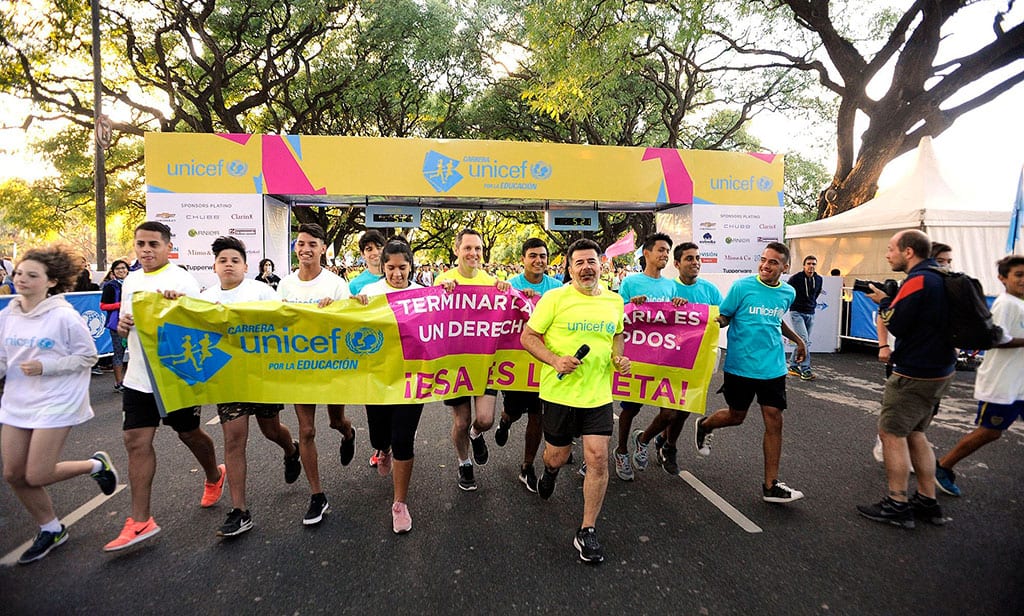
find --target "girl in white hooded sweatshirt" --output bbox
[0,245,119,565]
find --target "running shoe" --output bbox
[658,446,679,475]
[113,383,125,393]
[787,366,801,377]
[694,418,713,457]
[339,430,355,466]
[470,433,489,465]
[91,366,104,375]
[457,463,477,491]
[800,369,815,381]
[872,437,884,464]
[217,508,253,537]
[577,461,587,477]
[857,497,915,529]
[935,463,961,497]
[90,451,119,496]
[284,441,302,484]
[519,464,538,493]
[653,433,666,455]
[200,464,226,508]
[537,467,557,499]
[909,492,948,526]
[631,429,649,471]
[369,450,381,468]
[614,452,634,481]
[574,526,604,563]
[762,480,804,503]
[303,493,329,526]
[392,501,412,534]
[494,417,511,447]
[103,517,161,552]
[18,525,68,564]
[377,449,393,477]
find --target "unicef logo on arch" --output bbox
[422,150,553,193]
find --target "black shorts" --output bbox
[122,388,202,433]
[542,402,613,447]
[718,372,787,412]
[502,390,543,420]
[620,401,643,413]
[217,402,284,424]
[443,389,498,408]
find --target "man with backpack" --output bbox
[857,229,956,529]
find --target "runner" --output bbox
[347,230,386,296]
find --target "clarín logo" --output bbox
[157,323,232,385]
[423,151,463,193]
[345,327,384,355]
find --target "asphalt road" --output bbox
[1,349,1022,615]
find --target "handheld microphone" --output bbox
[557,344,591,380]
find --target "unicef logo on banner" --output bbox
[227,160,248,177]
[530,162,552,180]
[345,327,384,356]
[423,151,463,193]
[157,323,232,385]
[757,176,774,191]
[82,310,106,340]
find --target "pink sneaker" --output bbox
[377,450,393,477]
[391,501,412,534]
[201,464,226,508]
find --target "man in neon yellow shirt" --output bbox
[521,238,631,564]
[434,228,511,491]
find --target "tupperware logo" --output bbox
[166,159,248,178]
[157,323,231,385]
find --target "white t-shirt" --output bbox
[200,278,279,304]
[122,263,202,393]
[361,279,423,297]
[974,293,1024,404]
[0,295,98,428]
[278,269,350,304]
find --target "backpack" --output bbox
[928,267,1003,350]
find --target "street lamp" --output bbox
[91,0,107,270]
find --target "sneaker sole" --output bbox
[936,482,961,497]
[393,524,412,534]
[103,526,161,552]
[857,510,915,529]
[573,537,604,563]
[763,493,805,504]
[303,504,330,526]
[217,520,253,537]
[457,483,478,492]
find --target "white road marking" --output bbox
[1,484,127,566]
[206,415,219,426]
[679,471,762,534]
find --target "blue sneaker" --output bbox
[935,463,961,497]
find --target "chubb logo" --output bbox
[423,151,464,193]
[345,327,384,355]
[157,323,232,385]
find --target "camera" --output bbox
[853,279,899,297]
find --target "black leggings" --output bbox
[365,404,424,461]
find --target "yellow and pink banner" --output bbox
[133,287,720,413]
[145,133,784,207]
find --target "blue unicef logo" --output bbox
[757,176,773,191]
[345,327,384,355]
[605,322,616,335]
[422,151,463,193]
[37,338,55,350]
[83,310,105,339]
[227,160,248,177]
[530,162,552,180]
[157,323,232,385]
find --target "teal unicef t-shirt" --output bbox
[674,278,723,306]
[509,273,563,295]
[719,275,795,379]
[349,270,383,295]
[619,273,677,303]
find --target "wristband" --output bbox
[878,344,889,349]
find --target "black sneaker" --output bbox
[90,451,119,496]
[18,526,68,564]
[217,508,253,537]
[339,431,355,466]
[658,446,679,475]
[537,467,558,499]
[574,526,604,563]
[909,492,948,526]
[284,441,301,484]
[470,433,489,465]
[653,433,666,454]
[458,464,477,491]
[694,418,712,457]
[494,418,511,447]
[519,464,538,493]
[303,493,329,526]
[762,480,804,503]
[857,497,915,529]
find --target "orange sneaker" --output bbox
[103,517,161,552]
[201,464,226,508]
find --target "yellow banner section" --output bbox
[145,133,783,206]
[133,288,720,413]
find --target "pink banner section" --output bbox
[623,302,711,370]
[388,286,535,361]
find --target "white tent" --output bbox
[787,137,1013,295]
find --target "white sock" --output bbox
[459,458,472,467]
[89,459,103,474]
[41,518,62,534]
